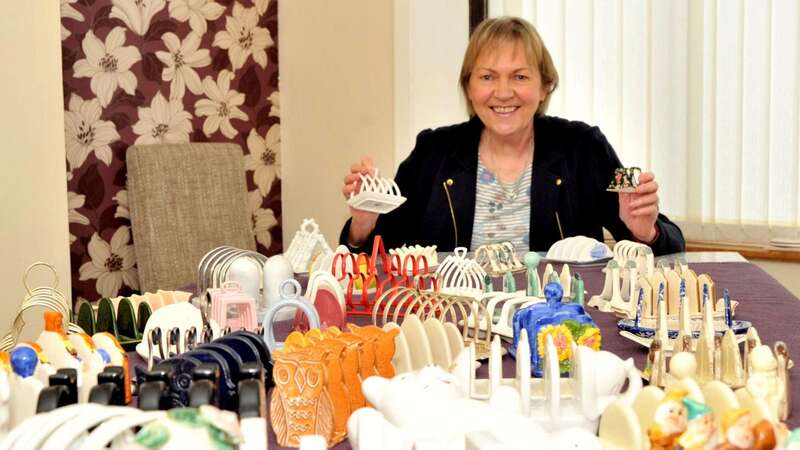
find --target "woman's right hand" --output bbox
[342,156,380,246]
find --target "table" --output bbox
[144,253,800,448]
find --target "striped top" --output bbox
[470,159,532,253]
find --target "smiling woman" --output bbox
[339,16,685,256]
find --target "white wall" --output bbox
[0,3,71,336]
[393,0,470,163]
[280,0,396,245]
[281,0,470,246]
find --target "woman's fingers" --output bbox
[344,156,376,199]
[629,193,659,209]
[630,205,659,217]
[344,173,361,184]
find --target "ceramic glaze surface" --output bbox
[348,366,605,450]
[509,282,601,376]
[348,324,399,379]
[270,349,334,447]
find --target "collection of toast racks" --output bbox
[1,167,797,450]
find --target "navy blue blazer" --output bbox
[340,115,685,256]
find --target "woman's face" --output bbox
[467,40,548,141]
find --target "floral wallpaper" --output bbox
[61,0,281,303]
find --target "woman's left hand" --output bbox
[619,172,659,243]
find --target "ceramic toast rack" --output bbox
[436,247,486,296]
[0,262,84,352]
[474,242,525,276]
[469,255,586,339]
[370,284,496,361]
[545,235,613,263]
[0,312,131,429]
[334,236,435,317]
[136,326,273,414]
[588,240,656,314]
[75,290,192,352]
[593,253,745,333]
[203,281,259,332]
[292,270,348,331]
[642,327,792,423]
[197,245,267,311]
[1,402,272,450]
[606,167,642,192]
[508,282,601,377]
[346,168,407,214]
[270,324,399,447]
[347,331,641,450]
[285,218,333,273]
[262,279,322,353]
[617,280,751,353]
[135,301,222,366]
[388,244,438,272]
[595,355,798,450]
[373,305,465,374]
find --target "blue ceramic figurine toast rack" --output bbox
[509,282,601,376]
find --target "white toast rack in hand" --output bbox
[347,169,407,214]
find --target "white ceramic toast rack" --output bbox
[284,218,333,273]
[371,286,493,363]
[590,254,738,323]
[468,261,583,339]
[474,242,524,276]
[347,330,642,450]
[0,403,269,450]
[135,302,220,368]
[196,245,267,311]
[436,247,486,297]
[346,168,407,214]
[388,244,438,271]
[545,236,613,263]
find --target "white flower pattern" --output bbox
[244,125,280,196]
[64,94,119,169]
[133,91,193,144]
[113,190,130,219]
[194,70,247,138]
[213,3,273,70]
[248,191,277,248]
[267,90,280,117]
[155,32,211,99]
[73,28,141,107]
[62,0,281,301]
[79,226,139,297]
[61,0,83,41]
[167,0,225,35]
[253,0,269,16]
[110,0,166,36]
[68,192,90,244]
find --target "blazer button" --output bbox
[446,179,454,186]
[555,178,562,186]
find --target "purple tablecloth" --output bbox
[138,260,800,448]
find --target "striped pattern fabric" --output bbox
[470,159,532,252]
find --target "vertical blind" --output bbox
[488,0,800,244]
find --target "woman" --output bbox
[340,17,684,256]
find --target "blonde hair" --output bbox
[460,17,559,116]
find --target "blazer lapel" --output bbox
[426,117,481,250]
